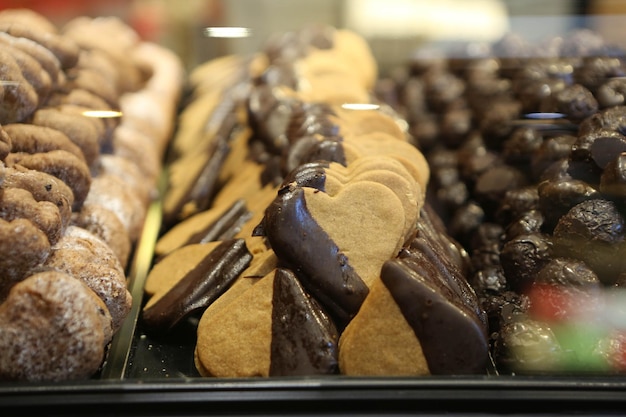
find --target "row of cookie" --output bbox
[0,9,184,382]
[142,26,489,376]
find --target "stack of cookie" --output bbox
[0,9,184,381]
[143,26,489,377]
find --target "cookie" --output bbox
[0,271,112,382]
[4,164,74,229]
[338,277,430,376]
[44,225,131,332]
[0,218,50,299]
[71,203,132,268]
[142,239,252,332]
[0,48,38,124]
[6,149,91,211]
[0,187,64,245]
[195,267,338,377]
[155,199,252,259]
[3,123,85,162]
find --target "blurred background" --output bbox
[0,0,624,74]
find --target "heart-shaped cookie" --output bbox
[195,267,338,377]
[344,131,430,192]
[195,269,274,377]
[339,277,430,376]
[323,156,423,244]
[303,180,406,288]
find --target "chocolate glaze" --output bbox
[187,113,240,212]
[142,239,252,332]
[269,268,339,376]
[287,136,346,172]
[260,181,369,328]
[381,258,489,374]
[185,199,252,246]
[163,111,240,227]
[281,161,328,191]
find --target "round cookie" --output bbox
[0,21,80,69]
[6,150,92,211]
[0,218,50,299]
[0,271,113,382]
[0,187,64,245]
[3,123,85,162]
[72,204,132,268]
[4,164,74,228]
[44,225,131,332]
[0,48,38,124]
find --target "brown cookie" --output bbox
[0,125,11,160]
[4,164,74,229]
[0,270,113,382]
[30,107,100,167]
[83,174,146,242]
[0,8,58,34]
[6,150,91,211]
[0,21,80,69]
[113,124,161,184]
[3,123,85,161]
[72,204,132,268]
[195,269,274,377]
[95,154,153,208]
[0,218,50,299]
[0,187,64,246]
[195,267,339,377]
[143,239,252,332]
[44,225,131,332]
[0,32,61,85]
[3,42,52,103]
[0,48,38,124]
[338,277,430,376]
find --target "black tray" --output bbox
[1,193,626,417]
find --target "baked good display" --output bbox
[381,29,626,373]
[0,9,184,381]
[142,26,489,377]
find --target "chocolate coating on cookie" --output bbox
[185,199,252,245]
[381,257,489,374]
[259,182,369,327]
[143,239,252,332]
[269,267,339,376]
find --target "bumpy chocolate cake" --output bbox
[0,9,184,381]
